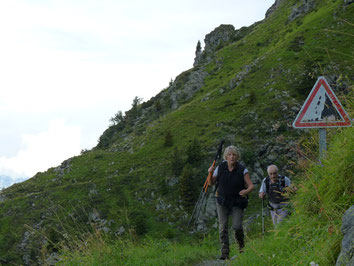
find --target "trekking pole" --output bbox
[192,190,207,227]
[203,140,224,193]
[188,187,205,227]
[261,197,265,236]
[188,140,224,228]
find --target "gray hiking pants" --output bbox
[269,202,289,227]
[216,202,244,255]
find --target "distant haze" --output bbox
[0,175,27,189]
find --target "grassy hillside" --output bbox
[0,0,353,264]
[56,121,354,265]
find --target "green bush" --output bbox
[178,164,198,212]
[171,146,184,177]
[186,138,202,166]
[164,130,173,147]
[131,211,148,236]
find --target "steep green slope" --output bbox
[0,0,353,264]
[235,125,354,265]
[56,123,354,265]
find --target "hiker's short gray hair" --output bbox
[223,146,240,161]
[267,165,279,173]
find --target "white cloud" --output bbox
[0,0,272,179]
[0,119,81,179]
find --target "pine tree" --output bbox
[164,130,173,147]
[171,146,184,176]
[186,138,202,166]
[179,164,197,211]
[109,110,124,125]
[195,40,202,56]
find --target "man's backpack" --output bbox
[265,176,286,195]
[265,176,288,205]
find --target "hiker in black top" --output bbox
[259,165,291,227]
[209,145,254,260]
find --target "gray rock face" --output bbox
[336,205,354,266]
[168,68,208,110]
[266,0,316,21]
[229,56,264,90]
[54,158,72,178]
[288,0,316,21]
[194,192,217,232]
[203,24,235,54]
[265,0,287,18]
[193,24,236,67]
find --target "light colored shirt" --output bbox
[259,176,291,194]
[213,163,248,177]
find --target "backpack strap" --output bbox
[238,163,246,188]
[265,177,270,195]
[265,175,286,196]
[214,161,227,194]
[281,176,285,188]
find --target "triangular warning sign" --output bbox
[293,76,352,128]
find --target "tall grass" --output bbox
[57,127,353,265]
[57,95,353,265]
[58,234,219,265]
[234,124,353,266]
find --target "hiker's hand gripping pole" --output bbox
[203,140,224,193]
[203,161,216,193]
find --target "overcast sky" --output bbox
[0,0,272,182]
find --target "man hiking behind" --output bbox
[259,165,291,227]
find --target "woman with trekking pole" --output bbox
[208,145,254,260]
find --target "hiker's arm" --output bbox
[209,165,217,185]
[259,181,266,198]
[239,173,254,196]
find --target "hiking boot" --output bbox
[219,254,229,260]
[235,229,245,253]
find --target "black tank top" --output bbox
[217,161,246,199]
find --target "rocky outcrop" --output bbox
[193,192,217,232]
[193,24,236,67]
[165,67,208,110]
[193,41,203,67]
[203,24,235,54]
[54,158,72,178]
[266,0,316,21]
[336,205,354,266]
[229,56,264,90]
[288,0,316,21]
[266,0,287,18]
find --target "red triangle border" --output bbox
[293,76,352,128]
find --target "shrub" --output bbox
[288,35,305,52]
[178,164,198,212]
[248,90,257,104]
[171,146,184,177]
[186,138,202,166]
[164,130,173,147]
